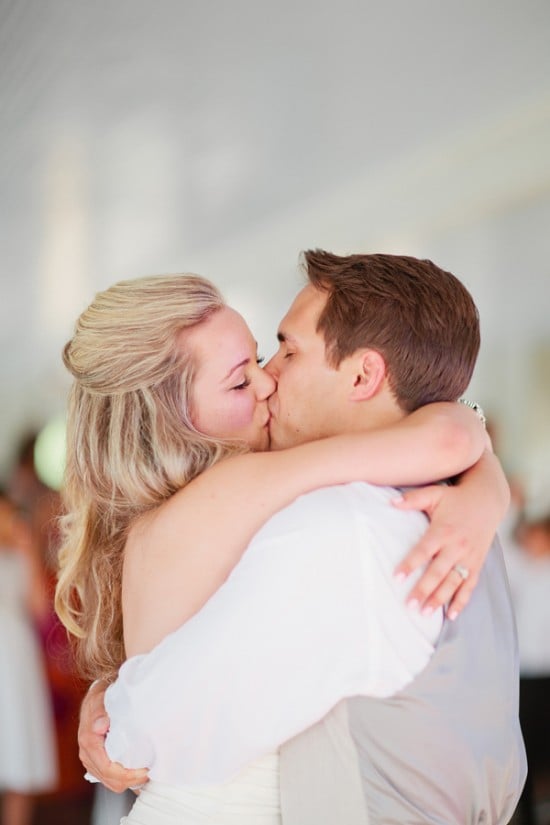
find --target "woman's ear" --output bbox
[349,350,387,401]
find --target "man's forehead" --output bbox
[278,285,326,337]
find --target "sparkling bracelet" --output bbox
[458,398,487,427]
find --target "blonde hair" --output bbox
[55,274,244,681]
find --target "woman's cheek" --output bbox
[224,394,256,432]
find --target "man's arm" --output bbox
[93,485,440,787]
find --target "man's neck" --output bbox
[346,396,406,433]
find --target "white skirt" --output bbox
[122,753,281,825]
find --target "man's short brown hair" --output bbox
[303,250,480,412]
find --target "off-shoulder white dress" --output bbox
[122,753,280,824]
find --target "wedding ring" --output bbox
[452,563,470,581]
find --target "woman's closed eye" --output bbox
[232,356,265,389]
[232,379,251,391]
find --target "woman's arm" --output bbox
[123,401,484,654]
[394,449,510,618]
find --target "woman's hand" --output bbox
[393,450,510,619]
[78,681,149,793]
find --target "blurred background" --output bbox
[0,1,549,823]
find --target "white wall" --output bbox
[1,1,549,503]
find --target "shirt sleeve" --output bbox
[103,485,433,785]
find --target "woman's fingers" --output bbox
[395,523,456,581]
[406,550,479,619]
[393,484,481,618]
[392,485,444,515]
[446,571,479,620]
[393,486,446,578]
[403,536,460,607]
[419,568,476,618]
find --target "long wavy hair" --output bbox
[55,274,244,681]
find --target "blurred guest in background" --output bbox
[506,512,550,677]
[0,490,57,825]
[504,507,550,825]
[6,434,92,823]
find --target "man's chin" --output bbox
[268,424,297,451]
[257,429,271,452]
[267,424,284,451]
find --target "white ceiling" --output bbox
[1,0,550,482]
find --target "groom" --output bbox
[80,251,526,822]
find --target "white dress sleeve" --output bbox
[104,484,439,785]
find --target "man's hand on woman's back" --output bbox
[79,680,149,793]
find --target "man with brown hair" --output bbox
[264,251,525,822]
[267,250,481,449]
[80,251,525,823]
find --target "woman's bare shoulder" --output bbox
[122,493,232,656]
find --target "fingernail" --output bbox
[391,496,404,505]
[407,598,419,611]
[448,609,458,621]
[422,605,434,616]
[394,571,406,582]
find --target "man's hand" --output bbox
[79,681,149,793]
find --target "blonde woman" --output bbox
[57,269,507,822]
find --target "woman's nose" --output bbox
[257,364,277,399]
[264,353,279,380]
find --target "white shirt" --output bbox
[104,482,443,786]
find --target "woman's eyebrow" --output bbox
[223,358,250,381]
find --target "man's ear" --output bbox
[349,350,387,401]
